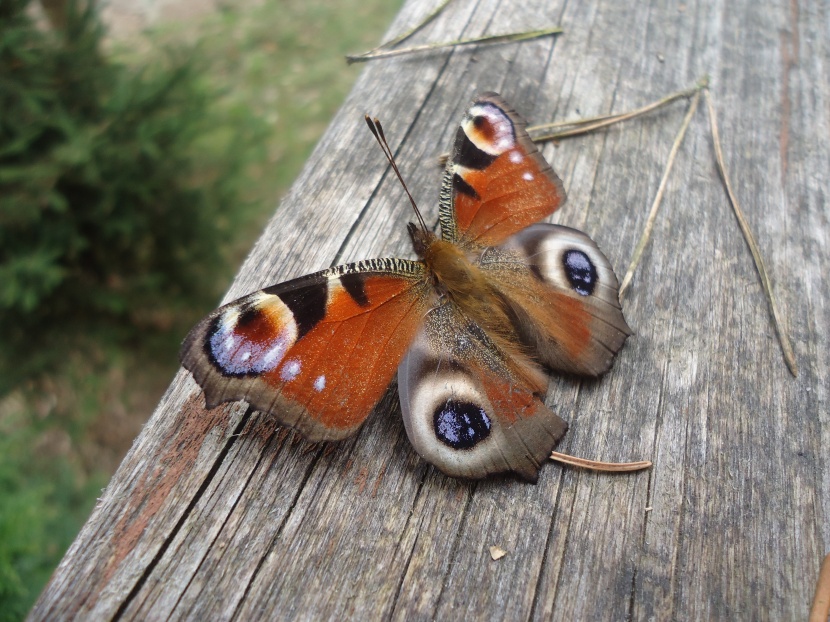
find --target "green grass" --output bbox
[0,0,402,617]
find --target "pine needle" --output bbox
[437,78,707,164]
[529,77,707,142]
[550,451,652,472]
[619,90,701,298]
[347,27,562,64]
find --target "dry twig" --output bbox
[528,78,706,141]
[347,27,562,64]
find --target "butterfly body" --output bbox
[181,93,631,482]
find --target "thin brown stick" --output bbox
[529,77,707,142]
[704,89,798,377]
[550,452,652,473]
[810,553,830,622]
[346,27,562,64]
[437,78,707,165]
[619,90,701,298]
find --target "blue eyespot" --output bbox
[434,400,491,449]
[562,249,597,296]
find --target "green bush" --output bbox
[0,0,261,389]
[0,1,269,615]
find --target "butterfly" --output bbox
[180,93,631,483]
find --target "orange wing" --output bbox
[438,93,566,247]
[180,259,430,440]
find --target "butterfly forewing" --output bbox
[439,93,566,247]
[180,259,430,441]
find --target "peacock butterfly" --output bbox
[180,93,630,482]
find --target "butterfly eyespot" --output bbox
[464,103,516,155]
[562,249,598,296]
[207,302,298,377]
[433,399,492,449]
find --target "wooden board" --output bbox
[30,0,829,619]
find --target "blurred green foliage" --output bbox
[0,0,263,391]
[0,0,264,615]
[0,396,107,622]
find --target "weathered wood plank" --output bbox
[30,0,829,619]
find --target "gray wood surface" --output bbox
[31,0,829,619]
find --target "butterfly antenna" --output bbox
[364,115,429,232]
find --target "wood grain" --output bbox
[30,0,829,619]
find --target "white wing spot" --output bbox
[509,151,523,164]
[281,358,302,381]
[314,375,326,392]
[523,172,534,181]
[241,351,251,361]
[223,335,236,351]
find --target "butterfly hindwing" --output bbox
[439,93,566,247]
[181,259,430,441]
[398,304,568,482]
[483,223,631,376]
